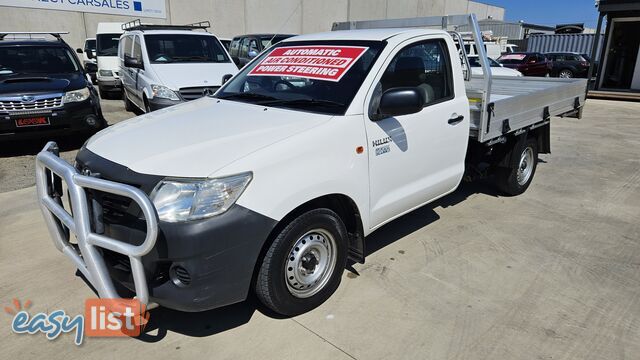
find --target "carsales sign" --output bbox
[0,0,166,19]
[248,46,369,82]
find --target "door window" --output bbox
[249,39,259,54]
[378,39,454,106]
[133,36,142,62]
[120,36,132,59]
[239,37,250,57]
[229,39,240,56]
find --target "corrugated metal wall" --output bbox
[456,21,523,39]
[527,34,603,57]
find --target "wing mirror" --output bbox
[371,87,424,121]
[125,56,144,69]
[76,48,83,54]
[222,73,233,85]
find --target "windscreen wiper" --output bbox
[217,92,279,102]
[260,98,345,108]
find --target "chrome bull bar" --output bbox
[35,141,158,305]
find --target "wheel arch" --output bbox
[250,193,366,290]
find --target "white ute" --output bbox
[35,15,587,316]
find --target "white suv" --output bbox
[118,20,238,112]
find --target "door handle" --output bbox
[448,115,464,125]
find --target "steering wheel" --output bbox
[274,79,295,91]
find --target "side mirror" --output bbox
[373,87,424,121]
[76,48,83,54]
[232,56,241,68]
[125,56,144,69]
[222,73,233,85]
[85,63,98,72]
[248,50,258,58]
[86,50,95,59]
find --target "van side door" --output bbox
[364,36,469,228]
[120,35,134,99]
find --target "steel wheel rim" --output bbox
[285,229,337,298]
[517,147,534,186]
[559,70,573,78]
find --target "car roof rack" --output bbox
[0,31,69,41]
[122,19,211,32]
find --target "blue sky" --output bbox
[479,0,600,28]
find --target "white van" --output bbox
[96,23,124,98]
[118,20,238,112]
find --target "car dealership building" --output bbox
[0,0,504,50]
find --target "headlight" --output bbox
[150,172,252,222]
[151,84,180,101]
[98,70,113,77]
[64,88,90,103]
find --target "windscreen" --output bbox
[216,40,385,115]
[0,46,79,77]
[85,39,96,51]
[144,34,230,63]
[97,33,121,56]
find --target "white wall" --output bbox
[0,0,504,49]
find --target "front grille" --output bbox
[0,95,63,112]
[179,86,220,101]
[100,192,135,223]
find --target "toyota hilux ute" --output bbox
[35,15,588,316]
[0,32,106,142]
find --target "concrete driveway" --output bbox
[1,99,639,359]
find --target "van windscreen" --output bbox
[144,34,230,64]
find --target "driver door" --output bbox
[364,37,469,228]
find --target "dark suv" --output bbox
[546,52,590,78]
[497,52,552,77]
[228,34,295,68]
[0,33,106,141]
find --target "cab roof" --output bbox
[283,28,448,42]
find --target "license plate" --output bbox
[15,117,49,127]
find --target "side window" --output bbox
[133,36,142,62]
[249,39,259,54]
[121,36,132,59]
[229,39,240,56]
[240,37,249,57]
[378,39,454,106]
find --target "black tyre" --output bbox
[255,208,348,316]
[123,90,135,112]
[143,96,151,113]
[496,137,538,196]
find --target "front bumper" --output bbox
[98,78,122,91]
[148,96,183,111]
[37,144,277,312]
[0,97,105,142]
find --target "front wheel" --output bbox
[495,137,538,196]
[559,69,574,78]
[255,208,348,316]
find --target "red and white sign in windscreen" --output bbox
[247,46,369,82]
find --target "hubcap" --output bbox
[285,229,337,298]
[517,147,534,186]
[559,70,573,78]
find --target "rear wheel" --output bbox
[559,69,574,78]
[495,137,538,196]
[255,208,348,316]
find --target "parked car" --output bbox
[468,55,523,77]
[77,37,97,83]
[96,22,124,98]
[497,52,552,77]
[546,52,590,78]
[0,32,106,141]
[119,20,238,113]
[218,37,231,50]
[36,16,588,317]
[228,33,295,67]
